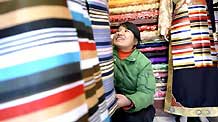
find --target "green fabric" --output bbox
[113,48,156,112]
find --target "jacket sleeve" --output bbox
[125,61,156,112]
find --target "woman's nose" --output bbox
[117,30,124,35]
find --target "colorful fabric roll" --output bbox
[67,0,104,122]
[86,0,118,118]
[109,9,159,23]
[109,0,160,8]
[0,0,88,122]
[109,3,159,15]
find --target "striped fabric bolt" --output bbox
[67,0,109,122]
[86,0,118,117]
[0,0,88,122]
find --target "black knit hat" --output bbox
[120,22,141,43]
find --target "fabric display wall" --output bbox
[136,40,169,116]
[158,0,218,117]
[108,0,171,116]
[0,0,116,122]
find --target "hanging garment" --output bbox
[164,0,218,117]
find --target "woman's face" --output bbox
[113,26,137,51]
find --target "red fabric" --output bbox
[0,85,84,121]
[118,49,133,60]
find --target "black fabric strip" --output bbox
[89,103,99,117]
[173,67,218,107]
[92,21,109,26]
[143,51,168,58]
[99,55,113,62]
[0,62,81,94]
[0,18,75,38]
[73,20,94,39]
[102,70,113,77]
[88,4,108,12]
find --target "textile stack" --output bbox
[136,40,169,116]
[108,0,170,116]
[109,0,160,42]
[0,0,116,122]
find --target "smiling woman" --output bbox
[112,22,156,122]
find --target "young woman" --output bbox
[112,22,156,122]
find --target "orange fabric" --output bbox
[118,49,133,60]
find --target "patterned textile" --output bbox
[170,1,218,69]
[214,0,218,55]
[86,0,118,118]
[0,0,117,122]
[0,0,88,122]
[109,0,160,42]
[67,0,108,122]
[164,0,218,117]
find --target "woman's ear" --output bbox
[134,38,138,45]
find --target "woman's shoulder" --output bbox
[135,49,151,63]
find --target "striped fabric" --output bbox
[86,0,118,117]
[171,2,218,69]
[0,0,88,122]
[214,0,218,63]
[67,0,103,122]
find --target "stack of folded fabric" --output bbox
[109,0,160,42]
[137,39,169,116]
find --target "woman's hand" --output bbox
[116,94,132,108]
